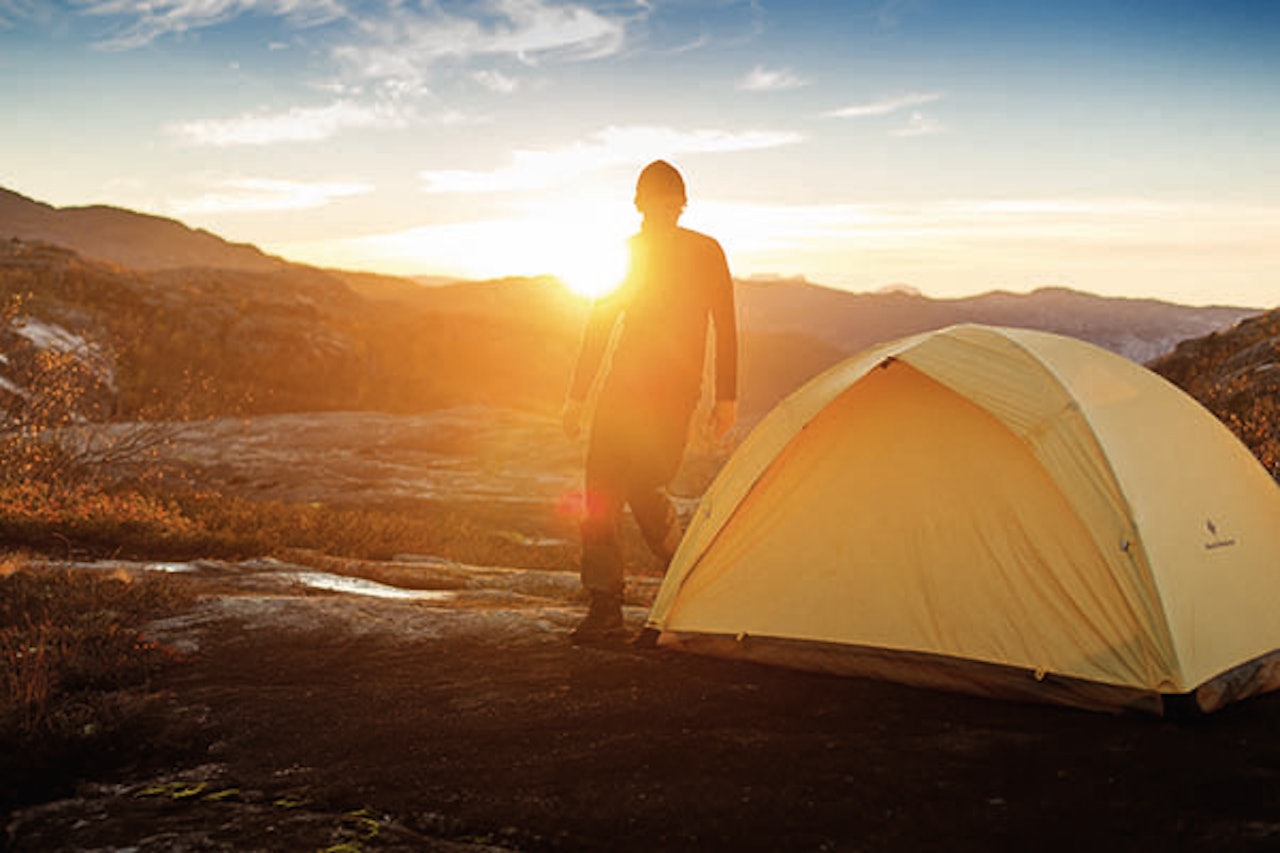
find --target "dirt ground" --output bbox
[6,554,1280,852]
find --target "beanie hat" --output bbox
[634,160,687,209]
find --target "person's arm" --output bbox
[709,242,738,439]
[562,301,619,438]
[568,298,622,401]
[562,274,629,439]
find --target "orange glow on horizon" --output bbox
[276,192,635,297]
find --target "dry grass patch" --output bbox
[0,559,198,809]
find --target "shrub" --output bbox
[0,560,196,808]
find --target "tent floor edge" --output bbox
[657,631,1165,715]
[1192,649,1280,715]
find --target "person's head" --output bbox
[634,160,686,226]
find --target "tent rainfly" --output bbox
[647,325,1280,714]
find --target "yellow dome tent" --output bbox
[647,325,1280,714]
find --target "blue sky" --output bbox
[2,0,1277,304]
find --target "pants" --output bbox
[580,398,691,597]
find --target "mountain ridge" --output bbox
[0,184,1261,314]
[0,187,287,273]
[0,186,1267,435]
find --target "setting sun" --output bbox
[281,192,639,297]
[555,234,629,299]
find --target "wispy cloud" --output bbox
[876,0,923,29]
[333,0,629,92]
[695,196,1280,303]
[711,197,1280,257]
[738,65,808,92]
[69,0,633,100]
[420,124,804,194]
[822,91,941,119]
[72,0,346,50]
[265,195,1280,308]
[473,69,519,94]
[890,111,946,137]
[166,100,411,147]
[664,33,710,55]
[170,177,372,215]
[0,0,57,28]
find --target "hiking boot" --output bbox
[570,593,626,644]
[629,626,661,649]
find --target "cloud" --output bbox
[473,69,519,94]
[72,0,346,50]
[483,0,627,59]
[890,111,946,137]
[71,0,630,76]
[166,100,411,147]
[822,91,941,119]
[708,197,1280,254]
[664,33,710,55]
[738,65,808,92]
[169,177,373,215]
[0,0,56,28]
[271,195,1280,308]
[420,124,804,194]
[876,0,923,29]
[333,0,629,91]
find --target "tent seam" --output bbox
[997,330,1185,690]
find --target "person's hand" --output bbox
[562,399,586,441]
[709,399,737,442]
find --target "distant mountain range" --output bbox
[0,185,1266,429]
[732,278,1256,414]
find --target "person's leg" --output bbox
[628,485,682,570]
[625,403,693,569]
[571,398,691,642]
[579,488,624,598]
[623,484,681,650]
[572,419,628,642]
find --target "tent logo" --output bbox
[1204,518,1237,551]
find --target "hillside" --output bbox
[1149,308,1280,478]
[740,278,1252,361]
[0,185,1266,426]
[0,240,583,417]
[0,187,287,273]
[733,278,1257,414]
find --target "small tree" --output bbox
[0,294,196,492]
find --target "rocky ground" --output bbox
[6,407,1280,851]
[5,553,1280,851]
[101,409,584,509]
[1150,307,1280,479]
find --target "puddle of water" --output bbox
[279,571,456,602]
[49,559,200,575]
[494,531,570,548]
[145,562,200,573]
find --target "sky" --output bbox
[1,1,1278,306]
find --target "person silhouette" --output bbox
[562,159,738,643]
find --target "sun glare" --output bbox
[556,235,629,299]
[271,192,637,296]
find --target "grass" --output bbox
[0,555,199,810]
[0,476,581,814]
[0,459,665,815]
[0,480,577,570]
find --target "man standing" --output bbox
[562,160,738,644]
